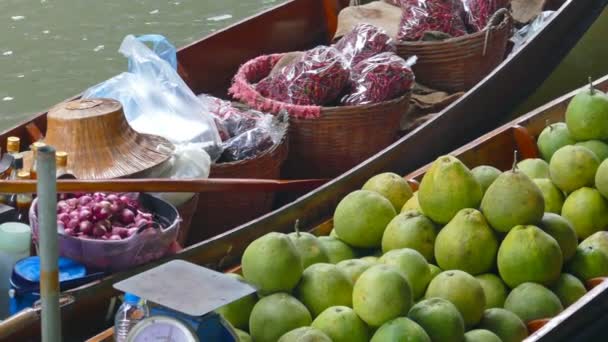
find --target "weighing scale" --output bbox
[113,260,256,342]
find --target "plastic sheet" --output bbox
[342,53,416,105]
[397,0,468,41]
[256,46,350,106]
[333,23,395,67]
[510,11,554,54]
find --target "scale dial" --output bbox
[126,315,199,342]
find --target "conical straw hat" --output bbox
[38,98,173,179]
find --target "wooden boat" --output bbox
[0,0,605,340]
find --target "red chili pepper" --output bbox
[397,0,468,41]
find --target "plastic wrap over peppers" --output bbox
[333,23,396,67]
[398,0,468,41]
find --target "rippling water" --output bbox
[0,0,284,129]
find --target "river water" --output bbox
[0,0,284,129]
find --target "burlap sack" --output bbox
[334,1,403,41]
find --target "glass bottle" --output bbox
[0,156,22,206]
[114,293,149,342]
[16,170,32,224]
[55,151,68,178]
[29,142,46,180]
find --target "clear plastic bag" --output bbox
[256,46,350,106]
[462,0,506,32]
[397,0,468,41]
[333,23,395,67]
[510,11,554,54]
[82,34,222,160]
[342,53,416,105]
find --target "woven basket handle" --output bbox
[482,8,512,56]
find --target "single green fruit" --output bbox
[278,327,332,342]
[418,155,483,224]
[336,259,373,284]
[503,283,563,322]
[311,306,370,342]
[401,191,422,213]
[371,317,431,342]
[295,263,353,317]
[464,329,502,342]
[381,210,437,262]
[353,264,413,327]
[497,225,563,288]
[288,231,329,269]
[249,293,312,342]
[408,297,465,342]
[539,213,578,261]
[580,230,608,252]
[595,158,608,198]
[533,178,565,214]
[363,172,414,212]
[318,236,356,264]
[216,274,257,330]
[329,229,339,239]
[333,190,396,248]
[565,82,608,141]
[561,187,608,239]
[537,122,576,162]
[478,308,528,342]
[434,208,498,275]
[550,273,587,307]
[425,270,486,327]
[566,244,608,281]
[380,248,431,299]
[481,169,545,233]
[235,328,253,342]
[549,145,599,193]
[428,264,442,281]
[360,255,380,264]
[242,232,303,293]
[576,140,608,161]
[517,158,550,179]
[476,274,508,309]
[472,165,502,195]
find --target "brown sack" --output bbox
[334,1,403,41]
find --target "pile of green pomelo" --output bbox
[217,82,608,342]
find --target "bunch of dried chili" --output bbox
[397,0,468,41]
[333,24,396,67]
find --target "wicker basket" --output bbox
[395,8,512,92]
[185,136,288,245]
[229,54,411,179]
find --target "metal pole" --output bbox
[37,145,61,342]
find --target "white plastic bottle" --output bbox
[114,293,149,342]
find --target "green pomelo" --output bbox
[424,270,486,327]
[401,191,422,213]
[408,298,465,342]
[418,155,483,224]
[278,327,331,342]
[288,231,329,269]
[503,283,563,322]
[464,329,502,342]
[549,145,599,193]
[497,225,563,288]
[329,229,339,238]
[576,140,608,161]
[242,232,303,293]
[381,210,437,262]
[517,158,550,179]
[533,178,565,214]
[360,255,380,264]
[363,172,414,212]
[317,236,356,264]
[550,273,587,307]
[561,187,608,239]
[478,308,528,342]
[216,273,257,330]
[333,190,396,248]
[580,231,608,252]
[380,248,431,299]
[539,213,578,261]
[429,264,442,281]
[566,244,608,281]
[434,208,498,275]
[481,169,544,233]
[370,317,431,342]
[249,293,312,342]
[537,122,576,162]
[295,263,353,317]
[353,264,413,327]
[235,328,252,342]
[475,274,508,309]
[336,259,373,284]
[565,84,608,141]
[472,165,502,195]
[596,159,608,198]
[311,306,370,342]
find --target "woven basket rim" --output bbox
[211,130,288,169]
[396,9,512,47]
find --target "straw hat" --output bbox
[33,98,174,179]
